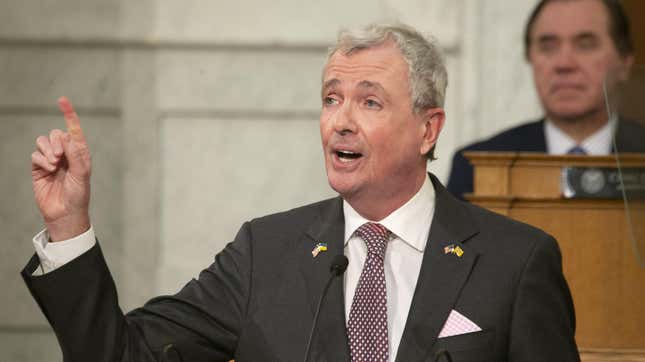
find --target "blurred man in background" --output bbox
[447,0,645,199]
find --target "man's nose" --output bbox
[333,102,357,135]
[553,46,578,72]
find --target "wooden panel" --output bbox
[580,349,645,361]
[510,201,645,349]
[471,199,645,349]
[510,165,561,198]
[468,152,515,197]
[474,165,510,196]
[466,152,645,198]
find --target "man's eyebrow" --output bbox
[320,79,387,97]
[574,32,598,41]
[322,79,341,94]
[357,80,385,93]
[536,34,559,43]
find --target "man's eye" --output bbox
[576,37,598,51]
[537,40,559,54]
[324,97,339,106]
[365,99,381,109]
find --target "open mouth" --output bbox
[335,150,363,162]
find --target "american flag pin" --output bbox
[444,244,455,254]
[311,242,328,257]
[444,244,464,258]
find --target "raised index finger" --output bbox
[57,96,85,142]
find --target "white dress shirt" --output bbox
[32,175,435,362]
[545,118,616,155]
[343,175,435,362]
[32,227,96,275]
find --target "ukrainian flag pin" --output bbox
[312,242,328,257]
[453,246,464,257]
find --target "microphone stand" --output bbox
[302,255,348,362]
[161,343,185,362]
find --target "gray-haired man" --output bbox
[24,23,579,361]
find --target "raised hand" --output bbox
[31,97,92,242]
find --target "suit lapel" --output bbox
[535,119,548,152]
[298,197,350,362]
[522,119,548,152]
[611,118,645,153]
[395,175,480,362]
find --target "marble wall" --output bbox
[1,0,540,360]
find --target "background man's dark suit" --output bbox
[22,175,579,362]
[447,119,645,199]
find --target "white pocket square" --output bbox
[438,309,482,338]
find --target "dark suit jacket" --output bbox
[447,119,645,199]
[22,175,579,362]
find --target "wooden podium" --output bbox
[465,152,645,361]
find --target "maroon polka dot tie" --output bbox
[347,222,390,362]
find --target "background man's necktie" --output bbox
[347,222,390,362]
[567,145,588,155]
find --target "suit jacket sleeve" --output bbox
[21,222,254,362]
[508,234,580,361]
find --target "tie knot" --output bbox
[355,222,390,258]
[567,146,587,155]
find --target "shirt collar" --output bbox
[343,175,435,252]
[545,117,616,155]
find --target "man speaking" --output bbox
[23,23,579,361]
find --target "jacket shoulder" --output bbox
[616,119,645,152]
[246,197,340,233]
[460,120,545,152]
[462,200,557,254]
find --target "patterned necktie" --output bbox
[347,222,390,362]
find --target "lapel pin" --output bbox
[311,242,328,258]
[444,244,464,258]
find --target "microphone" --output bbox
[302,254,349,362]
[434,348,453,362]
[329,254,349,277]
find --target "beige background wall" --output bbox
[0,0,541,360]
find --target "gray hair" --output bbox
[327,22,448,111]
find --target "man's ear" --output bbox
[419,108,445,156]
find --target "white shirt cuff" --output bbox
[32,226,96,275]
